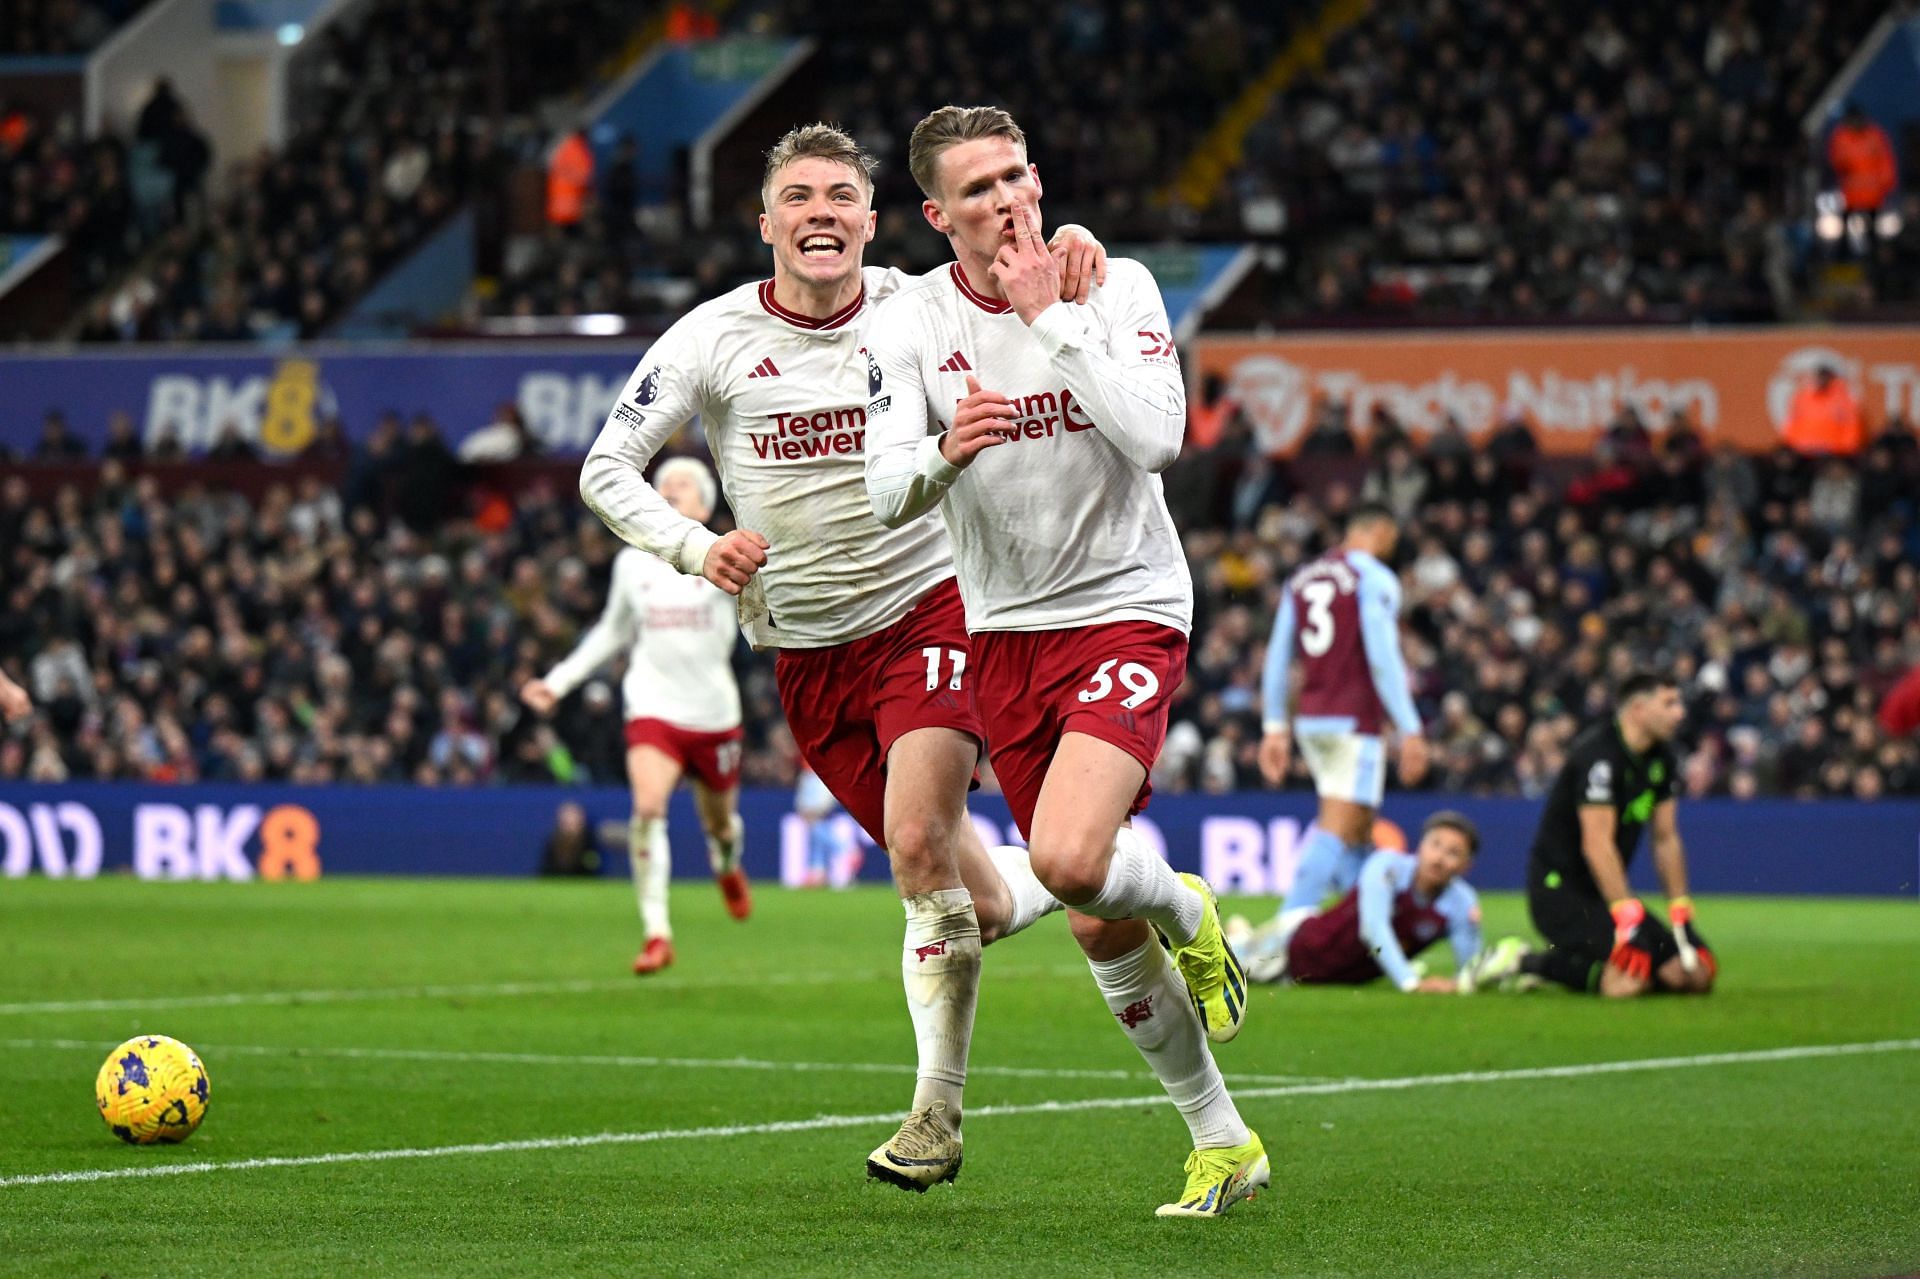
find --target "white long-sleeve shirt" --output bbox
[541,547,741,731]
[578,268,954,650]
[863,258,1191,634]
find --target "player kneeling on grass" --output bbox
[1469,671,1717,998]
[521,458,750,976]
[1231,811,1483,992]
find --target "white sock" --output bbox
[1089,939,1249,1150]
[901,888,981,1122]
[630,817,671,940]
[985,844,1062,939]
[705,812,743,875]
[1075,827,1204,944]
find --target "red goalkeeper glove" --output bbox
[1608,898,1655,981]
[1669,897,1717,979]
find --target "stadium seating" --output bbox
[24,0,1917,330]
[68,0,662,341]
[1212,0,1899,319]
[487,0,1305,319]
[0,97,188,315]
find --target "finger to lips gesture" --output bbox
[1049,228,1109,305]
[991,204,1063,325]
[940,373,1018,468]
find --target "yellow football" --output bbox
[95,1035,210,1145]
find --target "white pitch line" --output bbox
[0,964,1093,1017]
[0,1038,1331,1087]
[0,978,635,1016]
[4,1038,1914,1191]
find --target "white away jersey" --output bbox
[542,546,741,731]
[863,257,1191,634]
[579,268,954,649]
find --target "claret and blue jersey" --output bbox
[1288,849,1482,989]
[1261,547,1421,739]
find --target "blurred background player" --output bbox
[1231,811,1481,992]
[1258,503,1429,932]
[793,766,861,888]
[1476,672,1717,998]
[581,124,1096,1190]
[521,458,749,975]
[866,105,1263,1220]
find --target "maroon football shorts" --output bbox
[971,621,1188,838]
[623,717,746,792]
[774,577,984,844]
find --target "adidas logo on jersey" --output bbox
[936,351,972,373]
[746,358,782,379]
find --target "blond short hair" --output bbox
[762,123,877,207]
[655,456,717,513]
[907,105,1027,199]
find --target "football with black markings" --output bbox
[95,1035,210,1145]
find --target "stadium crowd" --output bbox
[1160,393,1920,801]
[490,0,1918,324]
[3,399,1916,803]
[53,0,657,342]
[0,87,207,313]
[486,0,1296,320]
[4,0,1917,804]
[1223,0,1910,319]
[13,0,1915,331]
[3,0,153,55]
[0,424,787,790]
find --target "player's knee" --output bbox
[884,815,957,880]
[631,797,668,823]
[1027,837,1109,905]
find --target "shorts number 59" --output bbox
[1077,659,1160,709]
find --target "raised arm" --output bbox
[1031,260,1184,473]
[992,210,1183,473]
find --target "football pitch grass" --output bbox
[1,878,1916,1278]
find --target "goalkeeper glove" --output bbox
[1669,897,1717,979]
[1608,898,1657,981]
